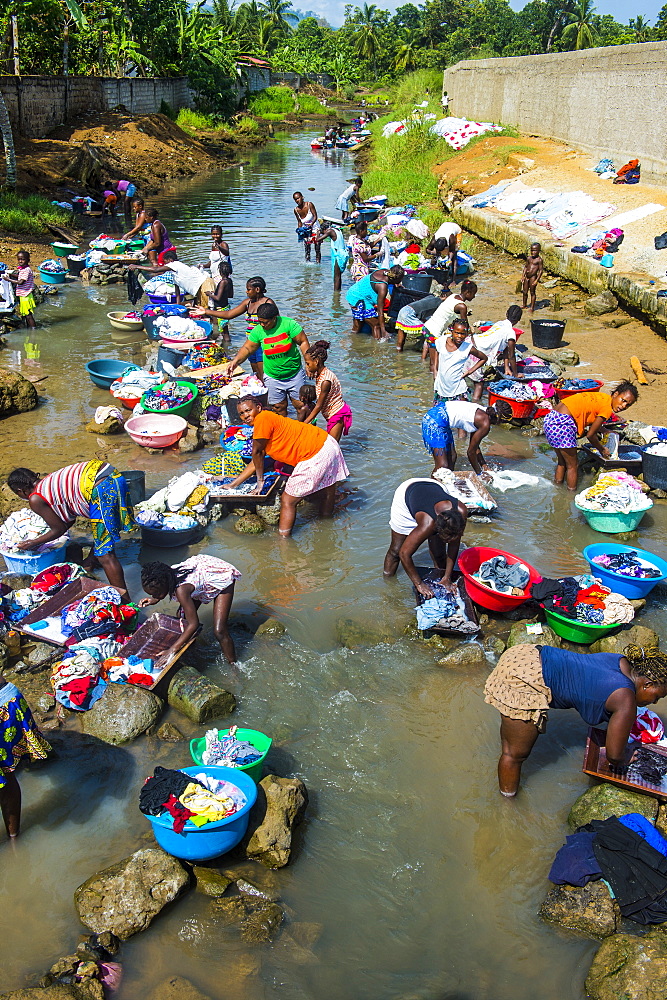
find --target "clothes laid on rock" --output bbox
[201,725,262,767]
[592,550,662,579]
[548,831,601,886]
[474,555,530,594]
[588,817,667,924]
[576,472,653,515]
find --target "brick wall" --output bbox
[0,76,194,138]
[443,42,667,177]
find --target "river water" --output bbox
[2,132,667,999]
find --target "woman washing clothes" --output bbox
[349,220,383,281]
[193,276,274,377]
[123,198,149,240]
[345,265,405,341]
[425,280,478,372]
[543,381,638,489]
[302,340,353,441]
[7,463,133,592]
[395,289,446,354]
[292,192,321,263]
[335,177,362,222]
[0,675,51,838]
[466,305,522,402]
[433,320,488,405]
[140,556,240,665]
[383,478,468,597]
[143,208,176,264]
[316,225,349,291]
[484,642,667,797]
[422,399,512,477]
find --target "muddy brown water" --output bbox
[2,133,667,999]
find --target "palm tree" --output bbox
[393,30,419,72]
[327,53,356,93]
[255,17,275,55]
[546,1,574,51]
[352,3,383,75]
[259,0,297,33]
[0,92,16,190]
[561,0,598,49]
[628,14,652,40]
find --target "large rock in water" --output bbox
[167,665,236,723]
[584,291,618,316]
[507,621,560,648]
[0,368,38,415]
[245,774,308,869]
[81,682,162,744]
[335,617,393,648]
[540,881,620,939]
[568,783,658,831]
[147,978,212,1000]
[0,988,102,1000]
[74,847,190,939]
[589,624,659,655]
[585,930,667,1000]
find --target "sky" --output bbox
[307,0,663,29]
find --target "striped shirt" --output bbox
[16,267,34,297]
[316,367,345,419]
[31,462,109,522]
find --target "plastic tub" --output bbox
[357,207,380,222]
[557,379,604,399]
[225,393,268,423]
[488,390,536,420]
[642,448,667,491]
[51,242,79,257]
[38,267,66,285]
[147,293,178,305]
[575,500,651,534]
[401,272,432,295]
[86,359,130,389]
[121,470,146,507]
[110,386,142,410]
[140,522,205,548]
[1,539,69,575]
[157,344,188,374]
[107,311,144,332]
[67,256,86,276]
[140,380,198,418]
[125,414,187,448]
[582,543,667,598]
[458,546,542,612]
[189,728,272,785]
[543,607,621,645]
[531,319,566,349]
[146,765,257,862]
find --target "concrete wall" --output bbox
[269,70,334,89]
[443,42,667,177]
[0,75,193,138]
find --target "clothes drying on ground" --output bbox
[462,180,616,239]
[428,117,503,150]
[587,817,667,924]
[592,550,662,579]
[474,555,530,594]
[201,726,262,767]
[548,831,602,886]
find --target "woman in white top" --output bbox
[426,220,462,278]
[205,225,232,277]
[421,397,512,475]
[466,305,522,401]
[433,320,487,403]
[425,280,477,371]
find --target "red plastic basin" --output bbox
[488,391,536,420]
[458,546,542,612]
[557,379,604,399]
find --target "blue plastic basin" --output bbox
[582,543,667,599]
[145,765,257,861]
[86,359,130,389]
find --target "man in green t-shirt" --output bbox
[225,302,310,415]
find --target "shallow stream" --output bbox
[2,133,667,999]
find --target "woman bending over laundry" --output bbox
[140,555,241,665]
[484,642,667,797]
[7,463,133,593]
[543,382,637,490]
[422,399,511,476]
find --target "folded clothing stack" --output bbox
[576,472,653,514]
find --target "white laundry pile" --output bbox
[110,368,163,402]
[93,405,124,425]
[429,116,503,150]
[144,273,176,295]
[490,470,541,492]
[154,316,205,340]
[576,472,653,514]
[0,509,67,554]
[135,471,210,515]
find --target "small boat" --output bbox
[311,138,324,149]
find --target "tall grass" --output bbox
[175,108,232,135]
[391,69,443,113]
[297,94,328,114]
[0,193,71,235]
[362,118,442,204]
[248,86,295,117]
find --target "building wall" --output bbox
[443,42,667,176]
[0,76,194,138]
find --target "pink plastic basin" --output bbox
[125,414,187,448]
[458,545,542,612]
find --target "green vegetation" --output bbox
[297,94,328,114]
[176,109,222,132]
[0,193,71,235]
[247,86,326,120]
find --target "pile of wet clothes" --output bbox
[60,586,138,643]
[473,555,530,595]
[414,578,479,633]
[591,550,662,579]
[0,509,65,554]
[141,380,194,411]
[576,471,653,515]
[554,377,602,391]
[201,725,262,767]
[548,812,667,924]
[134,471,210,528]
[1,562,85,624]
[489,379,538,402]
[139,765,247,834]
[532,574,634,624]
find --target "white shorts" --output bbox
[389,478,434,535]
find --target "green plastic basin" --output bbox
[543,607,620,645]
[140,379,198,418]
[189,727,272,785]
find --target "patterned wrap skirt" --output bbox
[285,436,349,498]
[88,469,133,557]
[422,404,454,455]
[484,644,552,731]
[543,410,578,449]
[0,683,51,787]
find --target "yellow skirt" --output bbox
[17,293,35,317]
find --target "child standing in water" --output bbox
[302,340,353,440]
[522,242,543,313]
[292,383,317,422]
[7,251,36,328]
[140,555,241,665]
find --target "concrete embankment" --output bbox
[453,202,667,333]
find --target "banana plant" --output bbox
[61,0,88,75]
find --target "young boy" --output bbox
[522,242,543,313]
[7,251,36,328]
